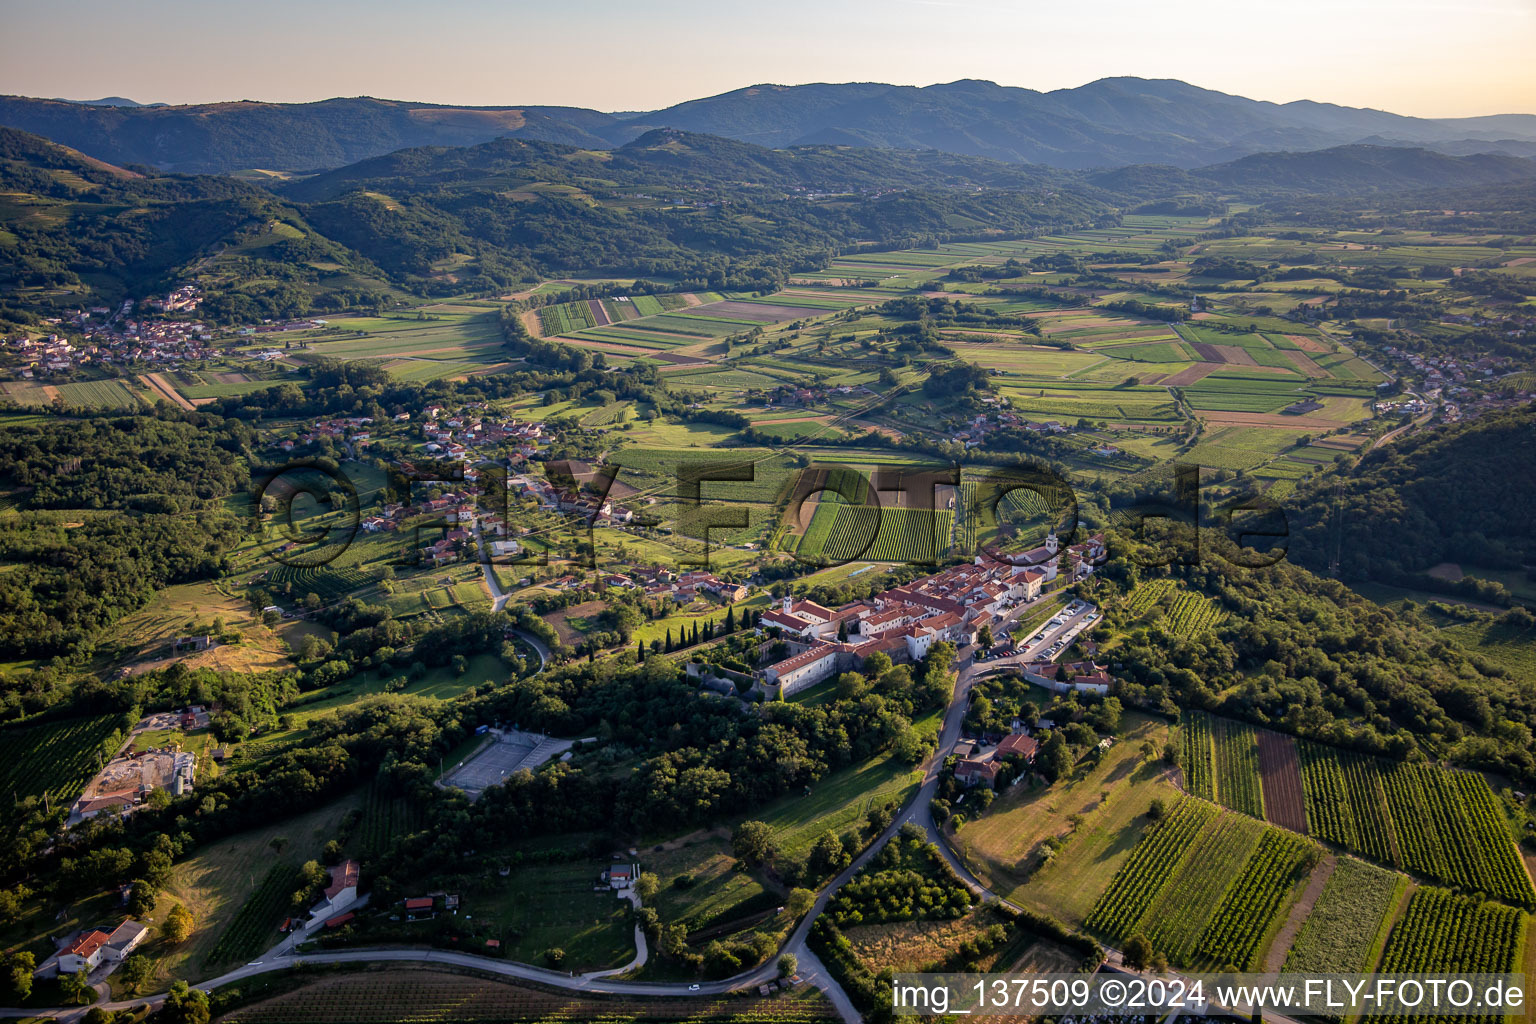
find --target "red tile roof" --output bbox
[404,897,434,910]
[996,734,1039,760]
[324,859,359,900]
[66,930,110,957]
[955,757,1001,782]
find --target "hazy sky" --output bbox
[2,0,1533,117]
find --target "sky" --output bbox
[2,0,1533,118]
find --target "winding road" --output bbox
[474,521,550,673]
[8,593,1226,1024]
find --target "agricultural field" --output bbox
[462,858,635,971]
[113,792,362,993]
[1164,589,1225,637]
[1137,811,1267,963]
[1299,740,1398,864]
[355,776,426,858]
[752,711,937,862]
[0,714,126,806]
[204,863,303,968]
[1366,889,1526,1024]
[264,565,380,605]
[53,378,147,409]
[1212,716,1264,819]
[1086,797,1219,940]
[1193,827,1317,970]
[220,966,836,1023]
[1255,729,1308,833]
[1118,580,1225,638]
[1087,796,1318,969]
[1123,577,1176,618]
[1283,857,1406,974]
[277,310,509,379]
[956,712,1176,924]
[644,833,775,936]
[1179,710,1215,802]
[1298,743,1535,905]
[1442,619,1536,684]
[798,505,954,566]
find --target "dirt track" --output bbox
[138,373,195,410]
[1283,349,1328,378]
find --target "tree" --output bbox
[778,953,798,978]
[60,967,90,1005]
[159,980,210,1024]
[861,651,893,680]
[785,887,814,918]
[1147,798,1166,821]
[7,951,34,1001]
[127,881,159,919]
[0,886,31,927]
[976,624,993,649]
[119,954,154,994]
[636,872,660,901]
[545,947,565,968]
[1089,697,1123,733]
[164,902,195,944]
[1123,934,1155,970]
[1037,731,1072,782]
[809,831,850,877]
[731,820,775,866]
[892,725,931,765]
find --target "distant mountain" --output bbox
[0,96,625,173]
[621,78,1536,169]
[49,96,156,108]
[3,78,1534,174]
[1192,145,1536,194]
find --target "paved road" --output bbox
[2,599,1085,1024]
[474,521,550,673]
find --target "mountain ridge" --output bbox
[4,77,1534,174]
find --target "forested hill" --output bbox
[1102,543,1536,785]
[1193,145,1536,194]
[1287,404,1536,586]
[0,95,628,174]
[282,128,1077,202]
[0,125,1112,323]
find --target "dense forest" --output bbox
[1286,404,1536,586]
[1101,538,1536,785]
[0,415,254,663]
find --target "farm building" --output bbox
[307,859,361,928]
[34,918,147,978]
[955,757,1002,788]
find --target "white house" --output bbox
[307,859,360,928]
